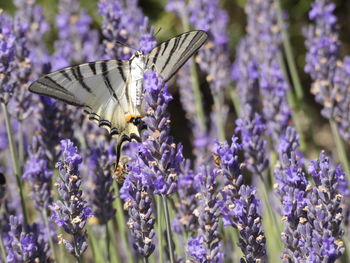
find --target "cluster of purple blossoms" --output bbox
[5,216,49,262]
[173,161,200,235]
[98,0,156,60]
[305,0,350,140]
[134,71,183,195]
[231,38,260,116]
[235,105,269,177]
[188,0,230,95]
[275,127,345,261]
[22,136,53,212]
[86,140,116,224]
[187,165,223,263]
[120,142,156,258]
[50,139,92,259]
[213,138,267,262]
[0,11,16,102]
[234,0,291,145]
[305,152,345,261]
[53,0,102,70]
[13,0,51,77]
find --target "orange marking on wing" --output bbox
[125,114,142,123]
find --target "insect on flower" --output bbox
[29,30,208,162]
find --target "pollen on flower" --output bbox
[123,199,132,210]
[299,217,308,224]
[72,216,82,224]
[127,220,134,229]
[144,237,152,244]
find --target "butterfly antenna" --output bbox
[115,40,138,52]
[154,27,162,38]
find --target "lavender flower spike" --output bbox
[50,139,92,259]
[138,71,183,195]
[23,136,53,212]
[6,216,49,262]
[305,151,345,261]
[235,105,269,176]
[120,143,156,258]
[187,165,223,263]
[213,137,267,262]
[87,141,116,224]
[0,11,16,103]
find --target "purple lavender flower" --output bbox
[305,0,350,141]
[136,71,183,195]
[231,38,260,116]
[0,12,16,102]
[235,106,269,176]
[50,139,92,259]
[233,185,266,263]
[6,216,49,262]
[332,57,350,140]
[165,0,188,20]
[99,0,156,60]
[303,151,345,261]
[242,0,291,145]
[173,160,200,235]
[187,165,223,262]
[120,142,156,258]
[274,128,310,260]
[22,136,53,212]
[13,0,51,77]
[0,171,6,205]
[87,140,116,224]
[189,0,230,94]
[53,0,102,70]
[213,137,267,262]
[304,0,339,119]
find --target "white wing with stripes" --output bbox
[146,30,208,82]
[29,60,139,136]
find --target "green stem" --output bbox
[106,224,111,263]
[229,87,241,117]
[156,196,164,263]
[114,183,133,263]
[275,0,304,101]
[143,257,149,263]
[190,60,206,131]
[181,10,206,132]
[18,120,24,174]
[213,93,225,141]
[87,225,105,263]
[0,230,6,262]
[1,102,28,228]
[161,195,175,263]
[330,120,350,177]
[43,210,58,262]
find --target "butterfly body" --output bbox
[29,30,208,155]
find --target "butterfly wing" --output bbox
[29,60,140,138]
[145,30,208,82]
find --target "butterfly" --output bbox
[29,30,208,162]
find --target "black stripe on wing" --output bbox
[146,30,208,82]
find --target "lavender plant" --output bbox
[305,0,350,142]
[214,138,267,262]
[0,0,349,262]
[5,216,49,262]
[50,139,92,260]
[187,165,223,263]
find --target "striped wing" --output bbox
[145,30,208,82]
[29,60,140,137]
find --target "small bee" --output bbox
[114,155,130,184]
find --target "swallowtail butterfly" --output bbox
[29,30,208,160]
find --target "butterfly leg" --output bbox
[116,134,132,165]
